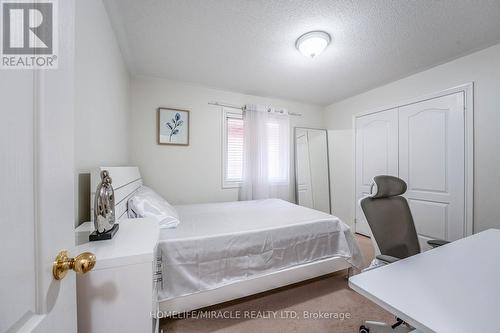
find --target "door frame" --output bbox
[352,82,474,237]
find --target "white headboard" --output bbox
[90,166,143,222]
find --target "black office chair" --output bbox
[358,175,449,333]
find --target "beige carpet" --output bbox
[160,235,393,333]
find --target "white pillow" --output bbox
[128,186,180,228]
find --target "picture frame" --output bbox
[157,107,190,146]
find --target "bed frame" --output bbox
[91,166,353,314]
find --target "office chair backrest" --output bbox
[360,175,421,259]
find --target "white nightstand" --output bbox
[75,218,160,333]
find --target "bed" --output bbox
[91,167,363,314]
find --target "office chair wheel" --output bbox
[359,325,369,333]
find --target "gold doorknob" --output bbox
[53,250,96,280]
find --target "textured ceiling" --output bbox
[105,0,500,105]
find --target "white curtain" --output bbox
[239,104,290,201]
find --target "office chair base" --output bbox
[360,320,415,332]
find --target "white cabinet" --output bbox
[75,218,160,333]
[355,91,469,246]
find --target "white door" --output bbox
[0,1,78,332]
[399,92,465,249]
[295,129,314,208]
[355,109,399,236]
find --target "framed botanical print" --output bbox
[157,107,190,145]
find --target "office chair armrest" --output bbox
[376,254,401,264]
[427,239,450,248]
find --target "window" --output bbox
[222,108,289,188]
[222,108,244,187]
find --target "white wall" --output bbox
[75,0,130,224]
[324,43,500,232]
[130,76,325,205]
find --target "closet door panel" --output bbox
[355,108,398,236]
[407,199,448,240]
[406,110,447,192]
[399,92,465,246]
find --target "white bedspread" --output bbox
[157,199,363,302]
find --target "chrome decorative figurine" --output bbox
[90,170,119,241]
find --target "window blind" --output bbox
[226,115,244,181]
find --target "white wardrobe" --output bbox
[354,87,473,249]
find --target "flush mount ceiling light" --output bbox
[295,31,331,58]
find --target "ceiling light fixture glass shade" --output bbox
[295,31,331,58]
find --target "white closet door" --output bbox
[355,109,399,236]
[296,130,314,209]
[399,92,465,248]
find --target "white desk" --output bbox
[349,229,500,333]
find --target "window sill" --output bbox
[222,181,242,189]
[222,180,289,189]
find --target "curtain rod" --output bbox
[208,101,302,116]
